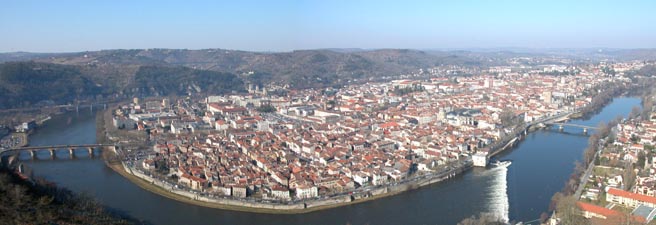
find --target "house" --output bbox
[179,174,206,191]
[232,186,247,198]
[270,186,291,200]
[606,188,656,208]
[113,116,136,130]
[142,159,156,170]
[578,201,649,224]
[295,185,318,199]
[577,201,621,220]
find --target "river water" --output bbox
[20,97,641,225]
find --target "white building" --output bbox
[295,185,318,199]
[473,151,488,167]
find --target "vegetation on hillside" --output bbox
[0,169,139,225]
[131,65,244,96]
[0,62,101,109]
[0,62,246,109]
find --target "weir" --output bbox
[488,166,510,223]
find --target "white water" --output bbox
[487,166,510,223]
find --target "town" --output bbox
[104,61,645,211]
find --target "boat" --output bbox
[490,160,512,168]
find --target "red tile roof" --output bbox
[577,202,619,217]
[608,188,656,205]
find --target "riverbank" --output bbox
[102,146,470,214]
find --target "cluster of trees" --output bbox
[256,104,276,113]
[601,66,617,76]
[0,170,138,224]
[539,69,581,76]
[132,66,244,96]
[456,213,505,225]
[392,85,425,96]
[499,108,522,127]
[579,81,629,117]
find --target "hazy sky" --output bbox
[1,0,655,52]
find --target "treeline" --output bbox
[578,81,629,118]
[0,61,102,109]
[0,169,141,224]
[130,65,245,96]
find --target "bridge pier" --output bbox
[583,128,588,134]
[69,148,75,158]
[49,149,55,158]
[559,125,564,131]
[88,147,94,157]
[29,150,35,159]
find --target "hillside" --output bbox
[130,65,244,96]
[0,62,245,109]
[0,62,102,109]
[0,170,138,224]
[0,48,533,109]
[10,48,488,88]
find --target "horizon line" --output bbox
[3,47,656,55]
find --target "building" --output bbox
[179,174,206,191]
[270,186,291,200]
[232,186,247,198]
[295,185,318,199]
[606,187,656,208]
[113,116,136,129]
[577,201,620,220]
[472,151,488,167]
[15,121,36,132]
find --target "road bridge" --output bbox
[545,122,598,133]
[0,144,115,161]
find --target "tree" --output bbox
[256,104,276,113]
[499,108,518,127]
[457,213,505,225]
[629,106,642,119]
[637,152,646,169]
[550,192,590,225]
[624,164,636,189]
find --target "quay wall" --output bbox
[118,160,471,213]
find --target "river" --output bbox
[20,97,641,225]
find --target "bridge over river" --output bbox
[544,122,599,133]
[0,144,115,165]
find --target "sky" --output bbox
[1,0,655,52]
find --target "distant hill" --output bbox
[3,48,653,109]
[1,48,492,89]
